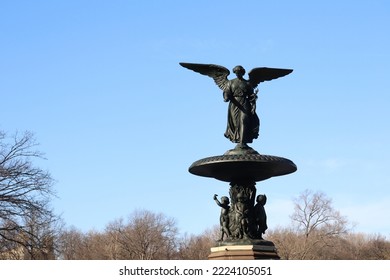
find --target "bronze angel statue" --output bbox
[180,62,292,147]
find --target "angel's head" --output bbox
[233,65,246,77]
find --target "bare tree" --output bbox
[104,219,128,260]
[57,210,179,260]
[267,190,350,259]
[177,226,219,260]
[291,189,349,238]
[0,131,57,259]
[267,227,303,260]
[103,210,179,260]
[342,233,390,260]
[17,209,61,259]
[79,230,111,260]
[57,227,110,260]
[288,190,349,259]
[57,226,85,260]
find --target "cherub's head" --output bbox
[233,65,245,77]
[221,196,230,205]
[257,194,267,205]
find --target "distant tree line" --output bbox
[1,130,389,259]
[56,209,217,260]
[55,191,390,260]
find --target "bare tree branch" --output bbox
[0,130,58,259]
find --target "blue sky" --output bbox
[1,0,389,236]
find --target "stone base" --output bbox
[208,245,280,260]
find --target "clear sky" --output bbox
[1,0,389,236]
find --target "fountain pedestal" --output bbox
[189,146,296,260]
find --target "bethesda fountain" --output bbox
[180,62,296,259]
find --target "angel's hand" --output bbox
[223,92,231,102]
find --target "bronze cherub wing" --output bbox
[179,62,230,91]
[248,67,293,88]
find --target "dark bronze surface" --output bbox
[181,62,296,249]
[189,153,297,182]
[180,62,292,145]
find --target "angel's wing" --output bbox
[180,62,230,91]
[248,67,293,88]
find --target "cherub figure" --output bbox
[254,194,268,239]
[213,194,231,241]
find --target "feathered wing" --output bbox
[179,62,230,91]
[248,67,293,88]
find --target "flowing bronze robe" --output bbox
[223,78,260,144]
